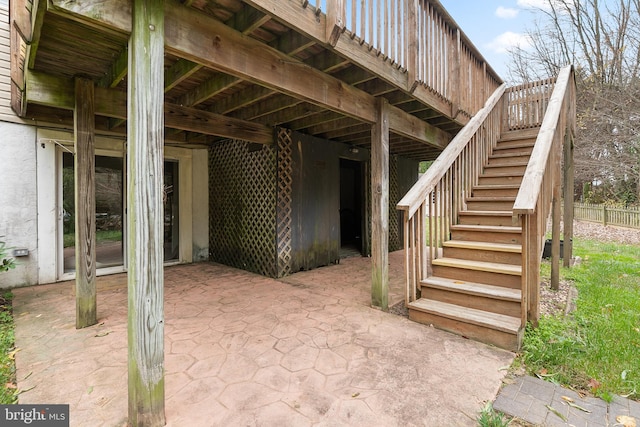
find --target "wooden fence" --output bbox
[573,203,640,229]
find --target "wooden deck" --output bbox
[10,0,501,161]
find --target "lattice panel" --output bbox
[389,155,401,251]
[209,140,277,277]
[276,128,293,278]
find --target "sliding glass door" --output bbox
[60,153,179,276]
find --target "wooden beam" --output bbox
[99,47,129,88]
[47,0,449,149]
[127,0,165,424]
[165,59,203,92]
[371,97,390,311]
[165,103,274,144]
[26,0,47,69]
[175,73,240,107]
[74,77,97,329]
[25,70,274,144]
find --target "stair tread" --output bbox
[422,276,522,301]
[490,152,531,159]
[459,210,512,216]
[408,299,521,334]
[467,196,515,201]
[451,224,521,232]
[473,184,520,190]
[479,172,525,178]
[494,141,535,148]
[443,240,522,253]
[499,128,539,141]
[485,161,529,167]
[432,257,522,275]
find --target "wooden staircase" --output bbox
[407,128,539,351]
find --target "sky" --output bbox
[438,0,549,79]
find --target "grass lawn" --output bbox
[64,230,122,248]
[520,238,640,401]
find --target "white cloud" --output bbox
[496,6,519,19]
[486,31,532,54]
[516,0,575,12]
[517,0,550,9]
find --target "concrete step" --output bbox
[408,298,523,350]
[421,276,522,317]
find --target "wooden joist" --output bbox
[25,70,275,144]
[46,0,450,149]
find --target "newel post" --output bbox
[371,97,390,311]
[127,0,166,425]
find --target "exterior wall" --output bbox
[0,4,207,288]
[192,149,209,262]
[0,122,38,288]
[0,5,38,288]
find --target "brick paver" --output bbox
[14,251,514,426]
[494,375,639,426]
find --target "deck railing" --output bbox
[396,84,506,304]
[513,65,576,325]
[504,77,557,130]
[316,0,503,119]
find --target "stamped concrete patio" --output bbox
[13,251,514,426]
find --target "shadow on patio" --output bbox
[13,250,513,426]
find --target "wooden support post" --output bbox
[526,212,540,326]
[127,0,166,425]
[449,29,461,118]
[74,77,97,329]
[371,98,390,311]
[550,183,561,290]
[326,0,345,46]
[406,0,418,92]
[563,130,574,266]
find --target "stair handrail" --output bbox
[398,83,507,217]
[513,66,575,215]
[512,65,576,326]
[397,83,506,304]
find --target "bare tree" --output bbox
[508,0,640,204]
